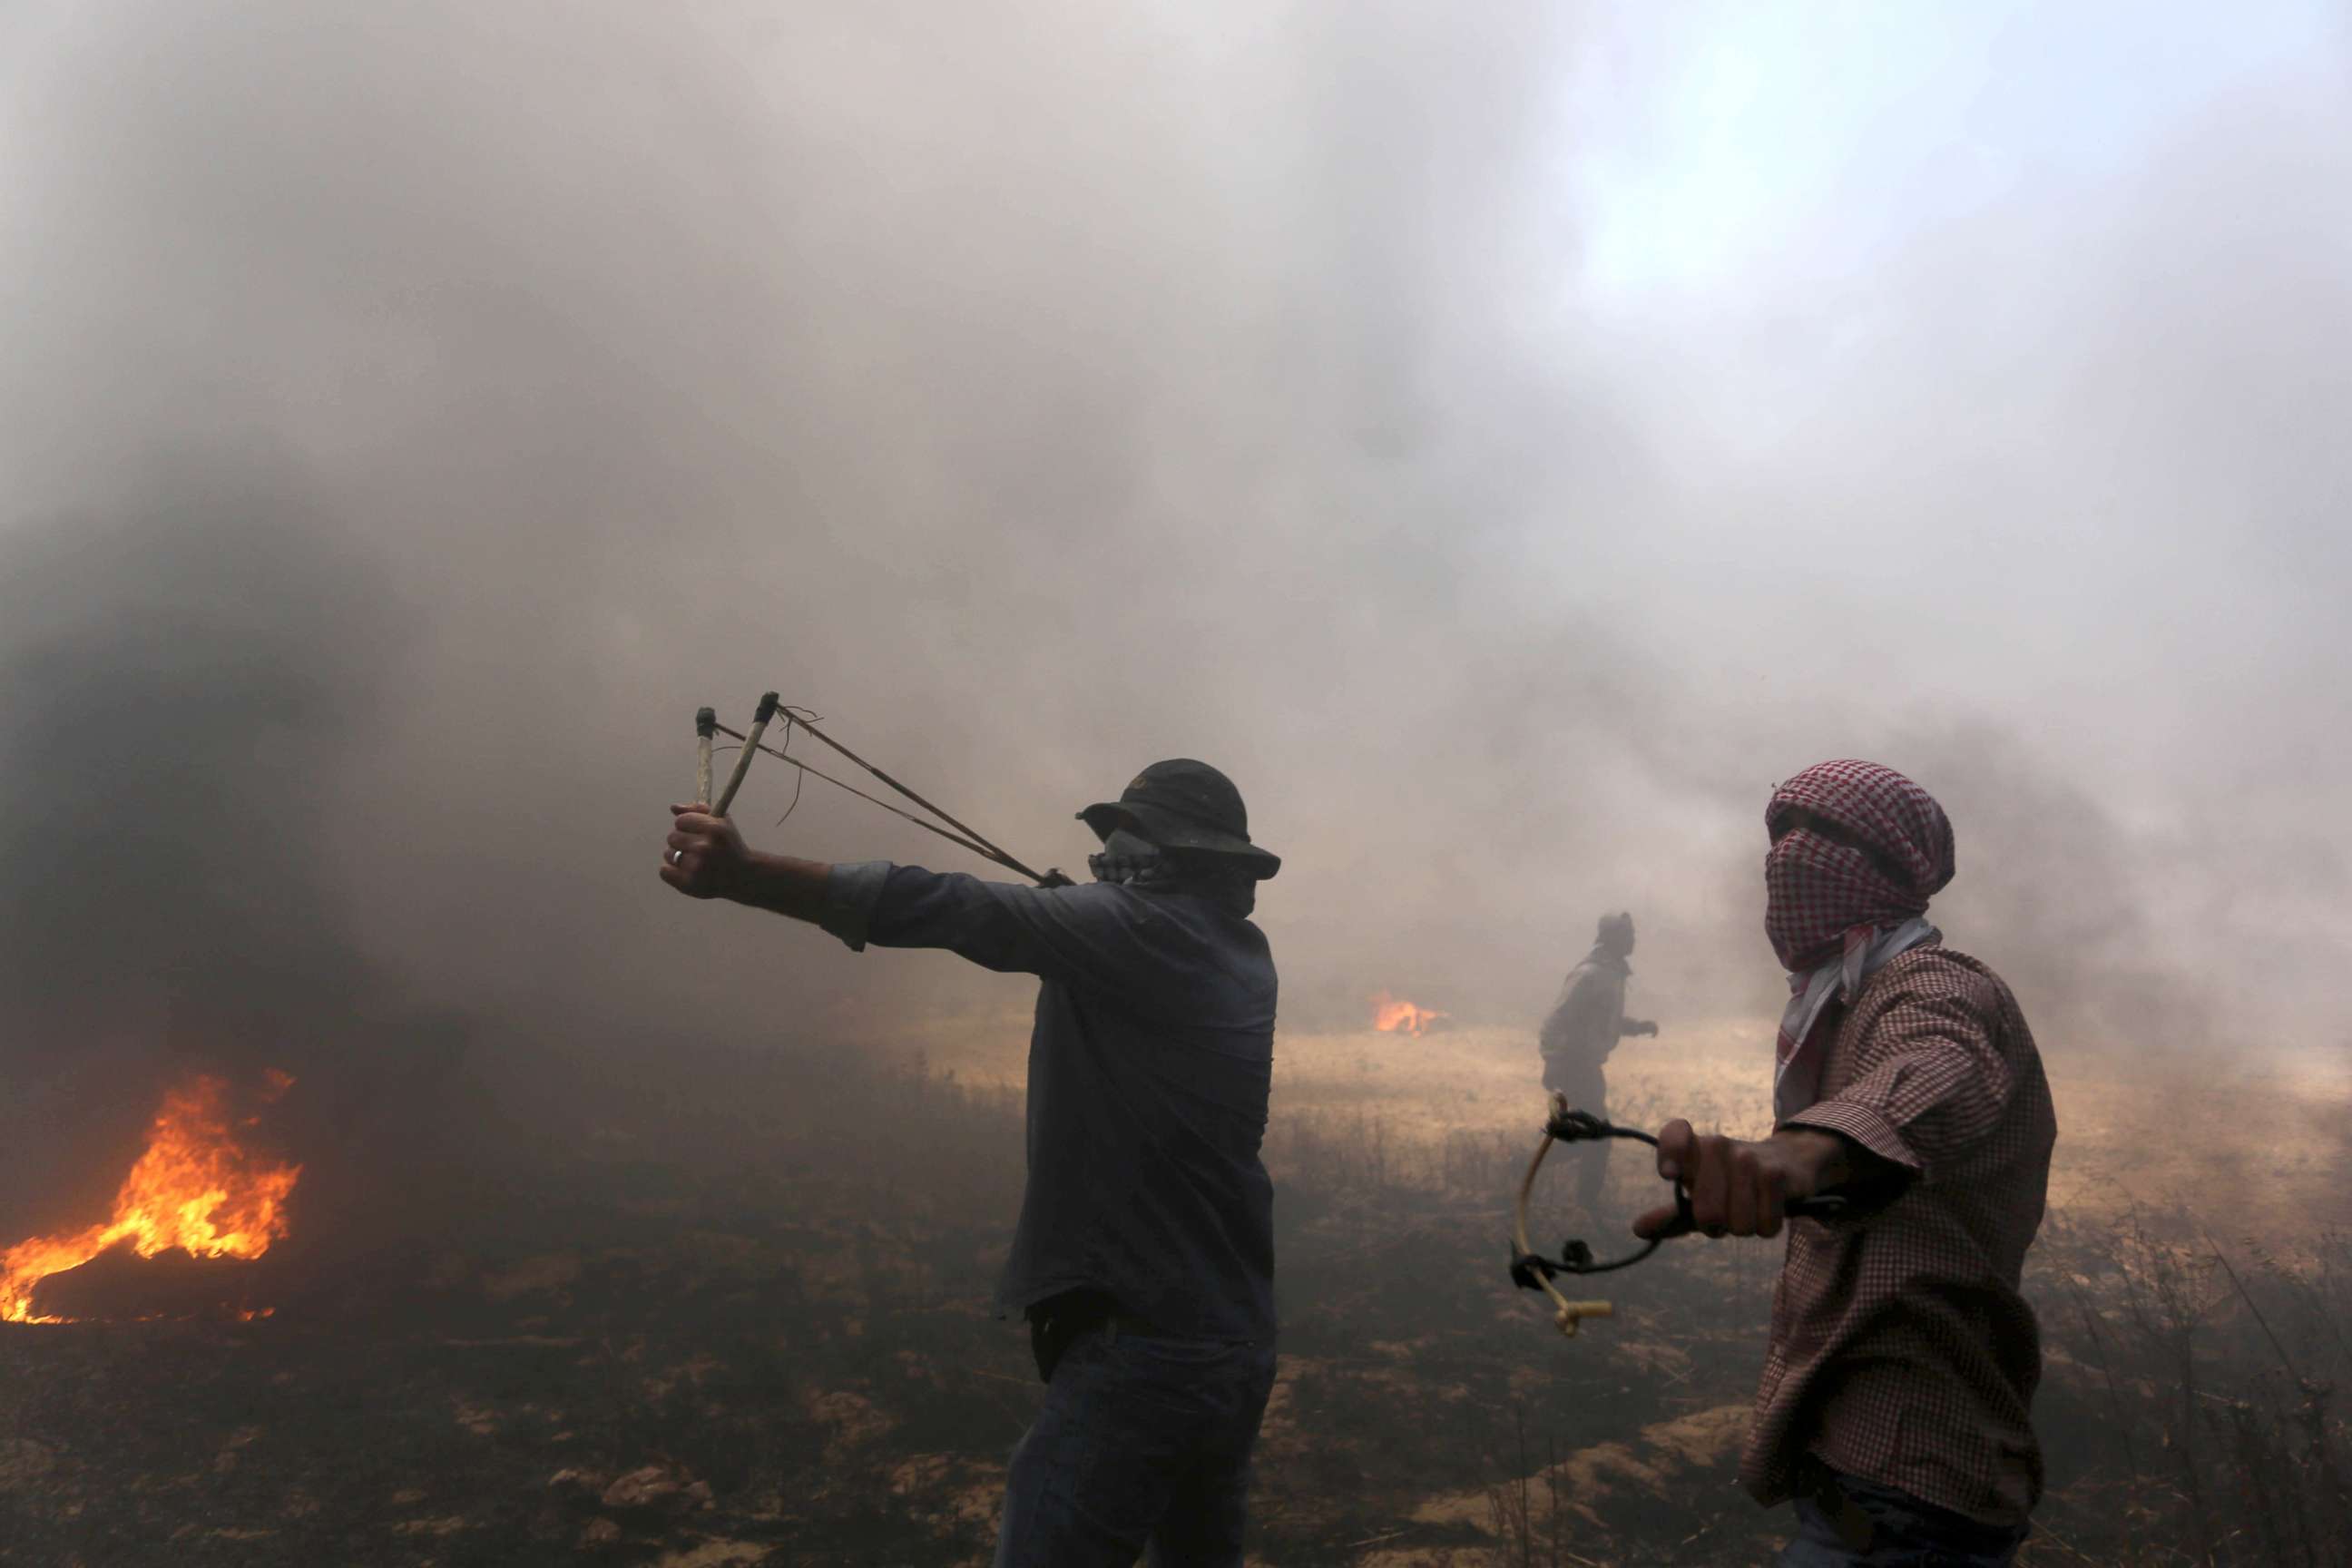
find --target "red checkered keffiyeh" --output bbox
[1763,760,1955,972]
[1766,761,1957,1116]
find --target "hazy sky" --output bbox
[2,1,2346,1102]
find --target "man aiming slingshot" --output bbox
[660,702,1283,1568]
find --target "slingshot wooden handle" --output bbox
[694,708,717,808]
[1553,1299,1612,1336]
[711,691,779,816]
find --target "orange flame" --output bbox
[2,1073,301,1324]
[1371,991,1448,1036]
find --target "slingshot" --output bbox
[1508,1094,1848,1337]
[687,692,1069,887]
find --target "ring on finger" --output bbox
[669,848,685,867]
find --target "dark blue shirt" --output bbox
[821,862,1277,1341]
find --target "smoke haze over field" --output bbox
[2,0,2348,1168]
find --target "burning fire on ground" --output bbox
[1,1071,301,1324]
[1371,991,1448,1037]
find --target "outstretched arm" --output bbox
[658,806,1161,995]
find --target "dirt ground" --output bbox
[3,1018,2347,1566]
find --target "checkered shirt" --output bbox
[1744,941,2057,1526]
[1765,760,1955,971]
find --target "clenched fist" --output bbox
[661,804,755,902]
[1630,1120,1849,1240]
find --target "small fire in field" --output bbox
[1,1071,301,1324]
[1371,991,1448,1037]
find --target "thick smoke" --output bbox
[0,0,2347,1241]
[0,467,387,1043]
[0,457,488,1237]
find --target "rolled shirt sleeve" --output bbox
[817,860,893,952]
[1782,977,2019,1181]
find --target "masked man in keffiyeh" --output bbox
[1632,760,2056,1567]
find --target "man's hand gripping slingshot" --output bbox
[1509,1095,1848,1337]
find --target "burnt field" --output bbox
[4,1026,2349,1567]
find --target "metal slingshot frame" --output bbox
[1509,1095,1848,1337]
[690,691,1070,887]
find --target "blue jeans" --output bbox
[994,1327,1279,1568]
[1778,1471,2028,1566]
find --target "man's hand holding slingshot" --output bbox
[1509,1097,1854,1338]
[1631,1121,1858,1241]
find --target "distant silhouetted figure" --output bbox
[1537,911,1658,1211]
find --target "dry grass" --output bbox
[868,1011,2352,1564]
[3,1020,2346,1565]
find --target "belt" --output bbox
[1792,1458,2024,1556]
[1094,1309,1161,1343]
[1025,1291,1165,1383]
[1799,1465,1878,1553]
[1036,1291,1163,1340]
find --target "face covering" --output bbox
[1088,828,1168,887]
[1761,760,1955,972]
[1763,828,1914,971]
[1088,827,1257,916]
[1759,760,1956,1120]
